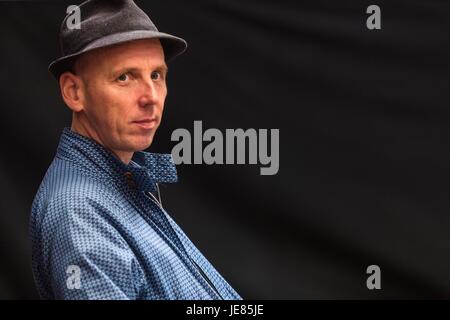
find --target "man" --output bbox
[30,0,241,300]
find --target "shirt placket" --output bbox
[124,171,224,299]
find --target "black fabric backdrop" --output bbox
[0,0,449,299]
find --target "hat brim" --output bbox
[48,30,187,79]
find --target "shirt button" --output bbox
[124,172,136,188]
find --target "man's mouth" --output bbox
[132,118,157,130]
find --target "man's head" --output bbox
[48,0,187,164]
[59,38,168,164]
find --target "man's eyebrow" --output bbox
[110,64,169,77]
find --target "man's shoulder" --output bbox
[31,157,121,220]
[42,156,112,191]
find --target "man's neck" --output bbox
[71,121,133,165]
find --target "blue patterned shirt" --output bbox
[30,127,241,300]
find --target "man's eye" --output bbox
[151,71,161,81]
[117,73,129,82]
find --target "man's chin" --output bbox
[129,137,154,152]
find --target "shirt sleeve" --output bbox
[39,193,145,300]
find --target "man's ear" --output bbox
[59,71,86,112]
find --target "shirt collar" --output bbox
[55,127,177,192]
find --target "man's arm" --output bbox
[38,194,145,300]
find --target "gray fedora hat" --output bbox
[48,0,187,79]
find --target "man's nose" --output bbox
[138,78,160,107]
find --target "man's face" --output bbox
[73,39,168,161]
